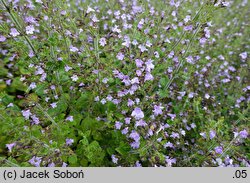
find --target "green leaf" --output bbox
[68,154,78,165]
[159,77,169,87]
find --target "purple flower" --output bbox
[188,92,195,98]
[164,142,174,148]
[199,37,207,45]
[135,119,147,127]
[239,52,247,60]
[125,117,131,124]
[69,46,79,52]
[131,77,139,84]
[167,113,176,120]
[22,109,32,120]
[186,56,194,64]
[130,141,140,149]
[214,146,223,154]
[145,59,154,72]
[135,161,142,167]
[29,156,42,167]
[48,162,55,167]
[165,156,176,167]
[99,38,107,46]
[31,115,40,125]
[66,138,74,146]
[66,116,74,122]
[135,59,143,68]
[131,107,144,119]
[144,72,154,81]
[138,44,148,52]
[200,132,206,138]
[153,105,163,116]
[65,65,72,72]
[239,130,248,139]
[121,127,129,134]
[210,130,216,139]
[170,132,180,139]
[26,25,35,34]
[129,130,140,142]
[111,155,118,164]
[116,52,124,60]
[6,142,16,152]
[71,75,79,81]
[50,102,57,108]
[127,99,134,107]
[115,121,123,130]
[0,35,6,42]
[10,28,20,37]
[29,82,37,89]
[62,162,68,167]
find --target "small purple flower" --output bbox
[65,65,72,72]
[186,56,194,64]
[135,161,142,167]
[7,103,14,107]
[127,99,135,107]
[144,72,154,81]
[239,130,248,139]
[115,121,123,130]
[135,119,147,127]
[125,117,131,124]
[48,162,55,167]
[188,92,195,98]
[62,162,68,167]
[121,127,129,134]
[50,102,57,108]
[153,105,163,116]
[170,132,180,139]
[135,59,143,68]
[22,109,32,120]
[239,52,247,60]
[131,107,144,119]
[0,35,6,42]
[69,46,79,52]
[165,156,176,167]
[26,25,35,34]
[130,141,140,149]
[111,155,118,164]
[129,130,140,142]
[138,44,148,52]
[199,37,207,45]
[210,130,216,139]
[116,52,124,60]
[167,113,176,121]
[29,156,42,167]
[66,116,74,122]
[214,146,223,154]
[145,59,154,71]
[131,77,139,84]
[71,75,79,81]
[66,138,74,146]
[164,142,174,148]
[31,115,40,125]
[29,82,37,89]
[10,28,20,37]
[200,132,207,138]
[6,142,16,152]
[99,37,107,46]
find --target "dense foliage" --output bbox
[0,0,249,167]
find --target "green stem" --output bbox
[1,0,38,58]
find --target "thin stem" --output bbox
[1,0,38,58]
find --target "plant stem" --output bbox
[1,0,38,58]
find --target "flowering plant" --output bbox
[0,0,249,167]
